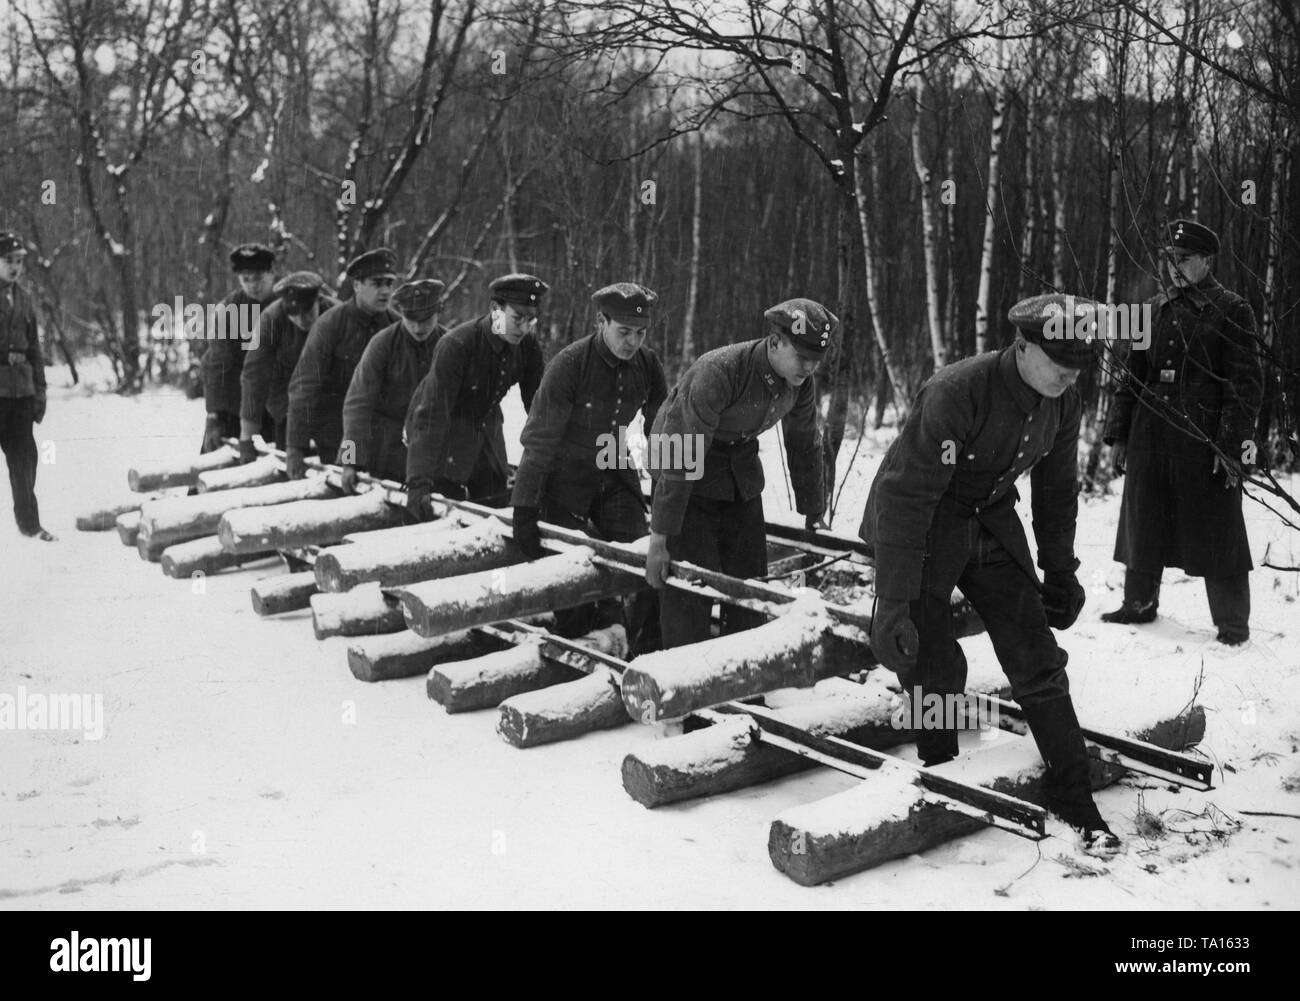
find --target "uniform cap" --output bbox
[489,273,549,308]
[273,271,331,316]
[1010,292,1101,369]
[230,243,275,272]
[592,282,657,325]
[392,279,446,320]
[0,231,26,258]
[765,298,838,358]
[1164,218,1219,256]
[346,247,399,282]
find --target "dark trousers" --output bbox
[436,447,509,507]
[542,478,661,655]
[905,523,1070,764]
[200,411,241,454]
[660,492,767,649]
[1123,567,1250,641]
[0,396,40,533]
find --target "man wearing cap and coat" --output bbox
[0,231,54,541]
[1102,219,1262,645]
[285,248,397,478]
[340,279,447,489]
[404,273,547,513]
[860,293,1121,853]
[201,243,278,453]
[643,299,830,648]
[239,271,335,463]
[512,282,668,653]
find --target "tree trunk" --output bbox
[975,59,1011,354]
[911,75,947,369]
[680,130,704,365]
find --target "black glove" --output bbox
[201,413,225,454]
[513,505,544,560]
[870,597,919,674]
[32,397,46,425]
[285,446,307,480]
[340,465,360,495]
[431,478,469,502]
[1041,570,1086,630]
[238,439,258,465]
[406,481,436,522]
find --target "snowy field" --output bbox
[2,362,1298,910]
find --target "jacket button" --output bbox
[1017,451,1024,458]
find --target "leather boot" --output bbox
[1019,696,1122,855]
[1101,568,1161,625]
[1205,573,1250,645]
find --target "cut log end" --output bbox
[251,572,318,616]
[496,669,626,748]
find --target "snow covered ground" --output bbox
[2,363,1298,909]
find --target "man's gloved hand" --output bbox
[285,446,307,480]
[1111,440,1128,476]
[645,532,670,589]
[340,465,360,495]
[406,481,436,523]
[32,397,46,425]
[1041,570,1086,630]
[431,479,469,502]
[201,413,226,453]
[238,439,258,465]
[870,598,919,674]
[512,505,544,560]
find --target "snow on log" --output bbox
[767,705,1207,886]
[310,582,406,639]
[115,510,142,546]
[620,598,835,721]
[251,572,318,616]
[196,457,284,492]
[218,491,405,555]
[77,496,148,531]
[347,628,506,683]
[428,625,627,713]
[128,446,240,491]
[497,668,626,748]
[315,518,516,592]
[136,479,336,559]
[160,536,276,578]
[397,550,645,639]
[339,512,479,546]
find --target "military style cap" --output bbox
[1010,292,1101,369]
[230,243,275,273]
[346,247,399,282]
[273,271,331,316]
[765,298,838,358]
[1164,218,1219,256]
[392,278,446,320]
[489,273,549,309]
[0,231,26,258]
[592,282,656,325]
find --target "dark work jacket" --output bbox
[201,288,277,415]
[1103,276,1262,576]
[286,298,394,451]
[0,281,45,401]
[511,332,667,513]
[859,346,1081,602]
[341,320,443,481]
[404,315,544,488]
[240,296,338,426]
[649,338,824,537]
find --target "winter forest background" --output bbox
[2,0,1296,502]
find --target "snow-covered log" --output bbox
[76,496,148,531]
[115,510,142,546]
[767,706,1207,886]
[340,513,480,546]
[251,572,317,616]
[347,628,505,683]
[136,479,335,559]
[160,536,275,578]
[397,550,645,639]
[497,668,626,748]
[128,446,240,491]
[428,625,626,713]
[218,491,404,555]
[310,582,406,639]
[315,518,513,593]
[196,457,284,492]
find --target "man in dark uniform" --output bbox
[1102,219,1263,645]
[238,271,334,463]
[644,299,829,648]
[201,243,278,453]
[404,273,547,515]
[861,293,1120,854]
[512,282,668,653]
[340,278,447,491]
[0,231,53,541]
[284,248,397,479]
